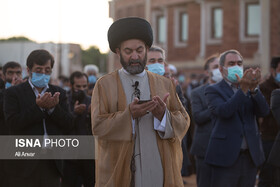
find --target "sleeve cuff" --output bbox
[154,110,167,132]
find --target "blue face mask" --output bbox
[5,82,12,89]
[88,75,97,84]
[178,75,185,83]
[31,72,50,88]
[225,65,243,83]
[147,63,165,76]
[275,73,280,83]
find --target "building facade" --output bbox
[108,0,280,76]
[0,41,82,78]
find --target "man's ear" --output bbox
[219,65,224,76]
[27,67,30,74]
[115,48,120,57]
[27,67,32,77]
[270,68,276,77]
[204,70,210,77]
[3,75,6,81]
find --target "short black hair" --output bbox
[270,57,280,69]
[70,71,88,86]
[3,61,22,75]
[26,49,54,69]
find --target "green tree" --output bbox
[0,36,34,42]
[82,46,108,73]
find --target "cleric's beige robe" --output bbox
[91,70,190,187]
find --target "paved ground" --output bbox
[183,174,259,187]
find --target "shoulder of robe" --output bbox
[147,71,173,86]
[95,70,119,85]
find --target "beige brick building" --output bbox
[108,0,280,76]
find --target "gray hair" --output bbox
[83,64,99,74]
[148,46,166,59]
[219,49,243,66]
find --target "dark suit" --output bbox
[0,89,8,135]
[3,81,74,186]
[258,75,280,187]
[205,79,269,187]
[269,89,280,166]
[190,84,214,187]
[61,92,95,187]
[268,89,280,185]
[0,89,8,187]
[175,85,191,176]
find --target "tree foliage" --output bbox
[0,36,34,42]
[82,46,108,73]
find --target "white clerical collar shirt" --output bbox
[122,68,168,134]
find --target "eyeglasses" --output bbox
[132,81,140,99]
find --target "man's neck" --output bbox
[35,87,44,94]
[209,79,215,85]
[122,68,146,77]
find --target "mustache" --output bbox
[128,59,141,65]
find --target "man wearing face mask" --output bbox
[190,54,222,187]
[258,56,280,187]
[146,46,165,76]
[84,64,99,96]
[3,49,74,187]
[62,71,95,187]
[147,46,188,109]
[204,49,269,187]
[147,46,191,181]
[0,61,24,186]
[2,61,23,89]
[0,61,23,135]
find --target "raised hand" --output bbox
[11,76,24,86]
[74,100,86,114]
[248,68,261,91]
[150,93,169,121]
[36,92,60,109]
[129,97,157,119]
[238,68,253,94]
[36,92,52,109]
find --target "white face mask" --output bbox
[211,68,223,82]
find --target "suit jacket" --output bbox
[268,89,280,166]
[205,79,269,167]
[0,89,8,135]
[259,75,280,140]
[68,92,92,135]
[3,81,74,177]
[190,84,214,157]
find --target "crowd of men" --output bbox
[0,16,280,187]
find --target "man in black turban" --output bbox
[91,17,190,187]
[107,17,153,75]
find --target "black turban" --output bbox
[107,17,153,53]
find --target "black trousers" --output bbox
[61,160,95,187]
[6,160,61,187]
[210,150,257,187]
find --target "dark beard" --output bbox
[120,53,147,75]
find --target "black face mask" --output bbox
[72,90,86,103]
